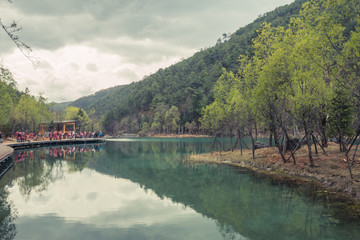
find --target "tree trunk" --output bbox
[211,133,217,153]
[282,130,287,156]
[249,130,255,160]
[269,132,273,147]
[273,127,287,163]
[320,116,328,147]
[312,134,318,154]
[304,124,314,167]
[232,137,238,152]
[229,128,233,151]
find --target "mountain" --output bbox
[69,0,308,133]
[70,85,127,111]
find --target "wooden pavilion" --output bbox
[39,120,76,136]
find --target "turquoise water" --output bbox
[0,138,359,240]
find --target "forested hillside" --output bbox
[71,85,126,111]
[0,65,52,136]
[70,0,307,134]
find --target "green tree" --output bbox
[13,93,50,133]
[152,103,170,134]
[74,109,89,132]
[151,121,161,134]
[140,122,150,136]
[328,85,355,151]
[165,106,180,133]
[65,106,81,120]
[0,82,13,131]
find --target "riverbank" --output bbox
[189,142,360,203]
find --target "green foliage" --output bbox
[64,106,80,121]
[151,121,161,134]
[13,94,51,132]
[74,108,89,132]
[165,106,180,133]
[328,85,356,137]
[199,0,360,166]
[66,0,306,134]
[0,82,13,127]
[70,85,126,111]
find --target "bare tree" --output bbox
[0,0,38,66]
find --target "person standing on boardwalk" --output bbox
[16,131,20,142]
[29,131,34,141]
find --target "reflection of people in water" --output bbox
[15,145,103,163]
[47,145,102,159]
[15,150,34,162]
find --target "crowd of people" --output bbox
[14,130,103,143]
[15,131,34,142]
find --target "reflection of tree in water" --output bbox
[11,144,104,200]
[0,188,17,240]
[16,161,64,200]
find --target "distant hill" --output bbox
[70,85,127,111]
[68,0,307,133]
[49,101,72,110]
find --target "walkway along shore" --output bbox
[0,144,15,178]
[0,138,105,177]
[6,138,105,150]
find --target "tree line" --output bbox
[0,66,103,137]
[200,0,360,176]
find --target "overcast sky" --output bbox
[0,0,294,103]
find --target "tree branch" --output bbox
[0,17,38,67]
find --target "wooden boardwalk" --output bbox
[0,144,14,162]
[0,144,15,178]
[7,138,106,150]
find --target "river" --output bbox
[0,138,359,240]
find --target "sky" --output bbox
[0,0,294,103]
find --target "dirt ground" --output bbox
[189,142,360,202]
[2,137,18,144]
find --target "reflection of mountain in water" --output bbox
[1,140,360,240]
[93,141,360,240]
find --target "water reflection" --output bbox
[15,145,103,162]
[0,188,17,240]
[0,139,359,240]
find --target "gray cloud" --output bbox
[86,62,98,72]
[69,63,79,71]
[9,0,294,52]
[38,60,52,69]
[0,0,294,102]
